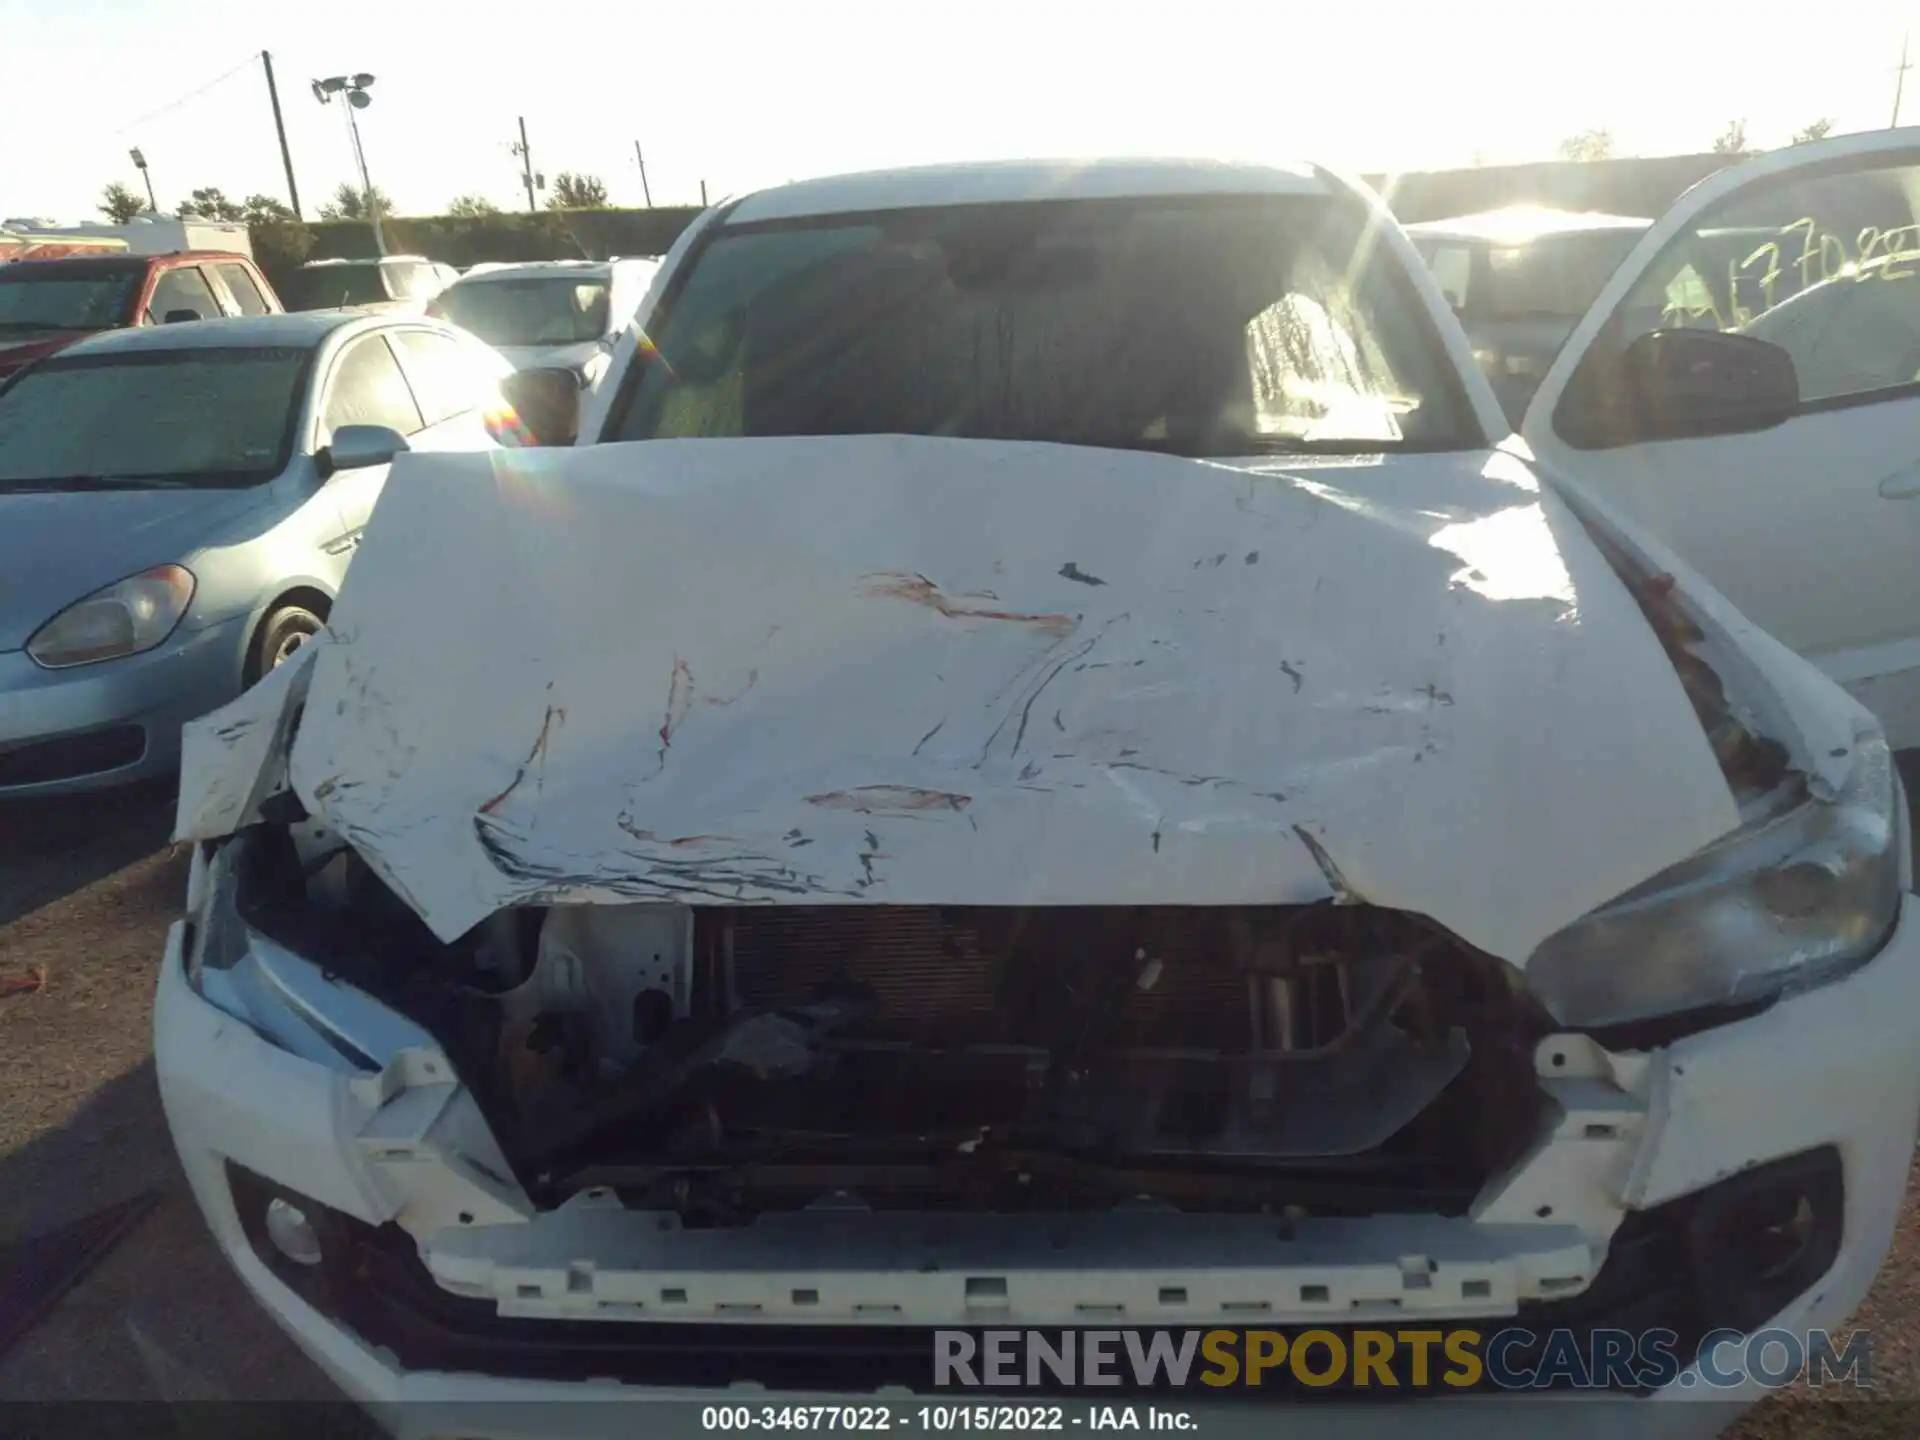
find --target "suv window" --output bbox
[319,334,424,445]
[284,264,388,311]
[1419,242,1474,310]
[1568,159,1920,415]
[146,266,221,324]
[215,263,272,317]
[385,262,437,300]
[391,329,499,426]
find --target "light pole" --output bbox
[128,148,157,214]
[311,73,385,255]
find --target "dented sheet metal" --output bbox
[211,435,1742,962]
[174,642,317,842]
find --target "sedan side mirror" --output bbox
[317,424,409,479]
[492,366,582,447]
[162,308,203,324]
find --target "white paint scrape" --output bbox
[232,435,1743,963]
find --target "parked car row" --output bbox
[160,133,1920,1439]
[0,244,662,795]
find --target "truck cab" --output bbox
[0,250,284,382]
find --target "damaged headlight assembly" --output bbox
[1527,728,1905,1031]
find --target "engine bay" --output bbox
[235,822,1553,1226]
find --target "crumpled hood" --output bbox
[196,434,1747,964]
[0,486,268,651]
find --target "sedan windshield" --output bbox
[608,195,1477,455]
[431,278,612,346]
[0,272,139,333]
[0,347,309,490]
[283,265,389,311]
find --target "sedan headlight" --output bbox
[27,564,195,669]
[1527,727,1904,1029]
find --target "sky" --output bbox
[2,0,1916,224]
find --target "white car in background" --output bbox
[427,257,660,387]
[159,136,1920,1440]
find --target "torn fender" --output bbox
[174,641,318,843]
[209,434,1747,965]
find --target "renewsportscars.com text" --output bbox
[933,1326,1871,1392]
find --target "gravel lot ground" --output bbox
[2,768,1918,1436]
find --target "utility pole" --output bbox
[1895,32,1912,128]
[634,140,653,207]
[701,178,709,206]
[514,117,538,213]
[261,51,302,219]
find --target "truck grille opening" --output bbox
[239,830,1554,1226]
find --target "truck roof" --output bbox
[0,250,259,276]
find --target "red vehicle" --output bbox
[0,251,284,381]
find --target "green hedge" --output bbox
[249,206,705,296]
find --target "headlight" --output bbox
[1527,728,1903,1029]
[27,564,195,669]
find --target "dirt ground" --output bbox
[2,770,1919,1435]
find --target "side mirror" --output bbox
[1559,328,1798,448]
[317,423,409,479]
[492,366,582,447]
[1621,329,1799,440]
[162,308,203,324]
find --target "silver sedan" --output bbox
[0,311,513,795]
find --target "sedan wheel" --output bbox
[247,604,327,686]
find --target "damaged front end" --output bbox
[163,438,1907,1398]
[215,821,1550,1223]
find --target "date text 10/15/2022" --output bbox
[696,1325,1871,1429]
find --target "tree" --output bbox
[317,181,395,222]
[1792,118,1835,144]
[446,193,501,217]
[1711,119,1751,155]
[1557,129,1614,162]
[240,194,295,224]
[547,172,609,210]
[177,186,247,221]
[99,182,147,223]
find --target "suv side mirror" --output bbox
[1622,329,1799,440]
[493,366,582,447]
[1558,328,1799,448]
[317,423,409,478]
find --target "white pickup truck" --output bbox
[157,144,1920,1440]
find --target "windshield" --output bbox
[607,196,1476,455]
[283,265,389,311]
[1450,231,1644,321]
[431,277,612,346]
[0,271,140,334]
[0,347,309,490]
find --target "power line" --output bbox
[114,54,262,136]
